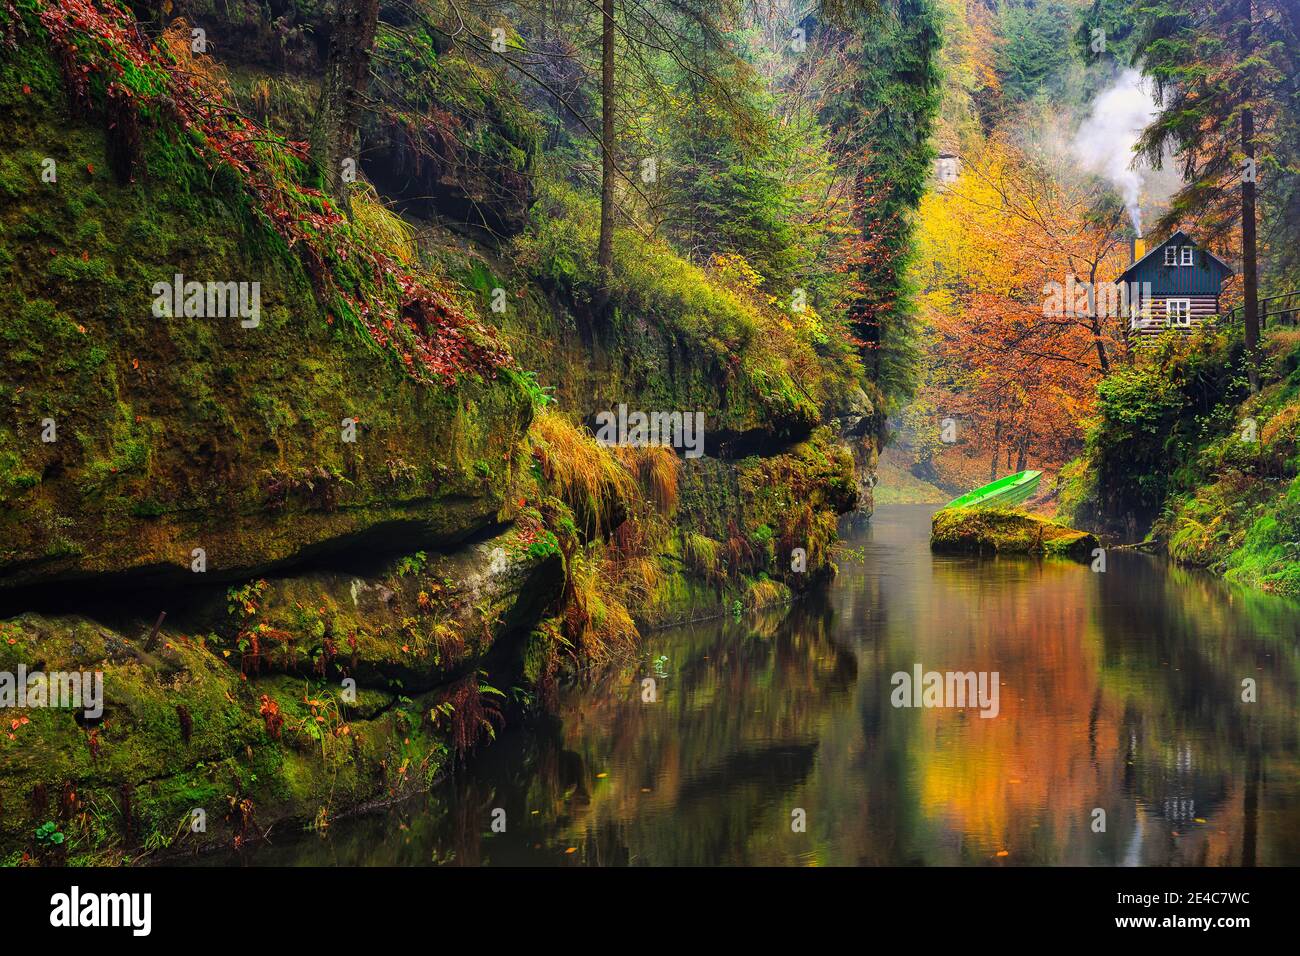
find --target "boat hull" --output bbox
[942,470,1042,510]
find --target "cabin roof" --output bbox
[1120,228,1235,283]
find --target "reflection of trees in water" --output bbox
[850,556,1131,862]
[1091,554,1300,865]
[525,598,857,865]
[218,509,1300,866]
[833,529,1299,866]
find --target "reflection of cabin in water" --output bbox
[1121,229,1235,342]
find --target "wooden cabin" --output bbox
[1122,229,1235,342]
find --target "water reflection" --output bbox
[220,505,1300,866]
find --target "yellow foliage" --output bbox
[531,409,638,535]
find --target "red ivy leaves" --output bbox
[34,0,512,385]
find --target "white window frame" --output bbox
[1166,298,1192,326]
[1180,245,1195,266]
[1165,245,1178,265]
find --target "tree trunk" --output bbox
[989,420,1002,481]
[309,0,380,212]
[595,0,616,301]
[1088,262,1110,374]
[1241,2,1261,390]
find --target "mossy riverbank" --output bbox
[1060,327,1300,594]
[0,0,873,864]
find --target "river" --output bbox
[214,504,1300,866]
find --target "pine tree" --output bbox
[1134,0,1293,389]
[818,0,942,418]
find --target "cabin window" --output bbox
[1180,245,1195,266]
[1164,246,1177,265]
[1166,299,1192,326]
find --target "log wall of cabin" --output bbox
[1128,295,1220,341]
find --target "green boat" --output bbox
[941,470,1042,510]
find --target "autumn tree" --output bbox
[910,135,1131,479]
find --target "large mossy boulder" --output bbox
[0,47,531,591]
[930,507,1099,561]
[0,525,560,862]
[213,524,564,692]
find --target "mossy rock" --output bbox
[930,508,1099,561]
[0,45,532,591]
[216,525,564,691]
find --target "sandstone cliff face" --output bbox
[0,2,873,863]
[0,42,534,592]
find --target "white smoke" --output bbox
[1072,69,1159,233]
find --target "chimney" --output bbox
[1129,236,1146,264]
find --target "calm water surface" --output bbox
[223,505,1300,866]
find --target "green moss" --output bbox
[931,507,1098,561]
[1068,327,1300,593]
[0,40,531,587]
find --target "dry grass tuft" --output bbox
[531,409,638,535]
[350,183,418,265]
[612,444,680,514]
[682,531,721,580]
[563,552,639,666]
[744,577,788,609]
